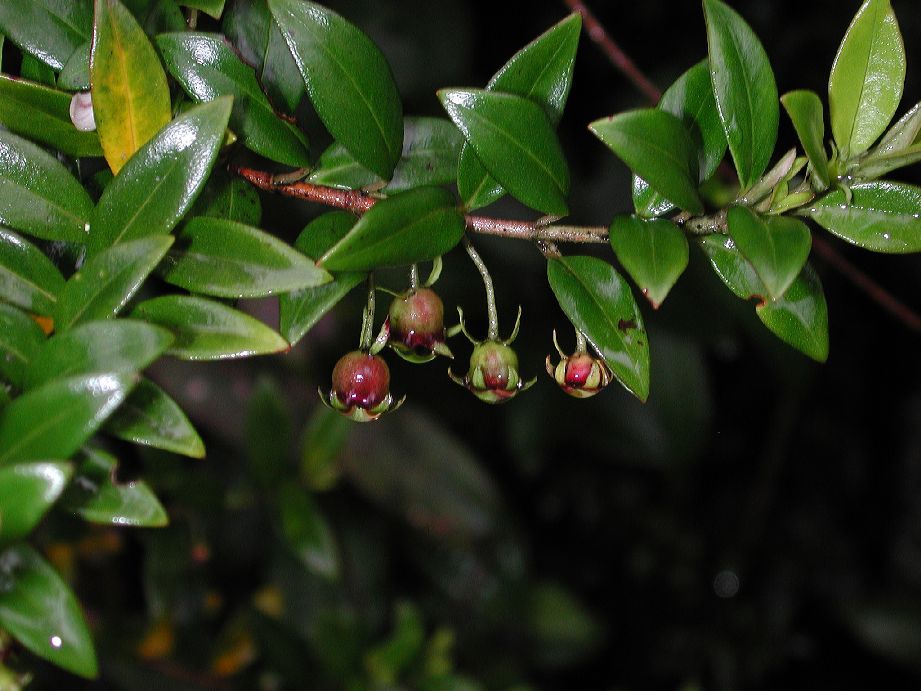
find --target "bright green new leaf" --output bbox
[277,481,339,580]
[857,145,921,179]
[0,372,136,465]
[269,0,402,179]
[781,90,830,188]
[829,0,904,159]
[590,109,702,214]
[157,32,310,167]
[24,320,172,390]
[55,236,174,332]
[547,256,649,401]
[609,215,689,309]
[133,295,288,360]
[872,101,921,156]
[280,212,364,346]
[808,181,921,253]
[457,13,581,210]
[0,228,65,316]
[0,76,102,158]
[440,89,570,216]
[704,0,779,189]
[0,304,45,388]
[105,378,205,458]
[161,216,331,297]
[0,545,98,677]
[0,130,94,243]
[320,187,465,272]
[179,0,224,18]
[91,0,172,174]
[727,206,811,299]
[64,447,167,526]
[190,170,262,225]
[0,462,73,544]
[87,98,233,255]
[0,0,92,70]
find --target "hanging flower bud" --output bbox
[545,330,612,398]
[385,287,453,363]
[320,351,403,422]
[69,91,96,132]
[450,339,535,404]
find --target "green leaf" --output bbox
[91,0,172,174]
[829,0,905,159]
[385,118,465,192]
[781,90,830,188]
[0,462,73,544]
[300,405,350,491]
[246,377,291,487]
[63,447,167,526]
[0,228,65,316]
[161,217,330,298]
[457,13,581,210]
[0,129,94,243]
[726,206,811,299]
[20,54,58,87]
[157,32,310,167]
[547,256,649,401]
[123,0,186,35]
[0,304,45,388]
[307,140,380,190]
[133,295,288,360]
[0,545,98,678]
[269,0,402,179]
[59,41,91,90]
[222,0,303,113]
[807,181,921,253]
[856,145,921,179]
[24,320,173,390]
[590,109,702,214]
[279,212,364,345]
[608,215,689,308]
[0,76,102,158]
[320,187,465,272]
[277,481,339,580]
[704,0,779,189]
[440,89,570,216]
[189,170,262,225]
[872,100,921,156]
[179,0,224,18]
[54,235,174,332]
[87,97,234,255]
[0,0,92,70]
[0,372,136,465]
[105,378,205,458]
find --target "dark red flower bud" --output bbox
[321,351,402,422]
[546,350,612,398]
[449,340,534,404]
[386,288,452,363]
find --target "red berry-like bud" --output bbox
[449,340,535,404]
[322,351,402,422]
[387,288,452,362]
[546,350,612,398]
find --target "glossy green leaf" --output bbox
[0,228,65,316]
[0,0,92,70]
[133,295,288,360]
[0,372,136,465]
[0,76,102,158]
[0,545,98,677]
[55,236,174,332]
[158,32,310,167]
[59,41,91,90]
[20,54,58,87]
[280,212,364,345]
[91,0,172,174]
[87,97,234,255]
[440,89,570,216]
[189,170,262,225]
[704,0,779,189]
[180,0,224,18]
[64,447,167,526]
[700,235,828,361]
[829,0,904,159]
[0,304,45,388]
[0,130,94,243]
[781,90,830,188]
[320,187,464,272]
[308,140,380,190]
[222,0,303,113]
[590,109,702,214]
[161,217,330,297]
[457,13,581,210]
[857,145,921,179]
[269,0,402,179]
[807,181,921,253]
[0,462,73,544]
[608,215,689,309]
[872,101,921,156]
[727,206,811,299]
[24,320,172,390]
[277,481,339,580]
[105,378,205,458]
[547,256,649,401]
[386,118,465,192]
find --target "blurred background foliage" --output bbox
[9,0,921,688]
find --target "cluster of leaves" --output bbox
[0,0,919,683]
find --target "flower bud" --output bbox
[386,287,452,363]
[321,351,402,422]
[69,91,96,132]
[450,340,534,404]
[546,351,612,398]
